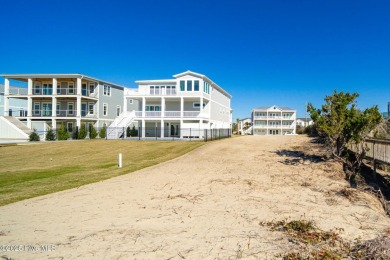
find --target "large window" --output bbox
[56,103,60,116]
[42,83,53,95]
[203,82,210,94]
[180,81,185,91]
[89,83,95,94]
[116,105,121,116]
[34,84,40,94]
[68,83,75,95]
[187,80,192,91]
[103,103,108,116]
[33,102,40,115]
[145,105,161,111]
[67,102,74,116]
[88,103,94,114]
[103,85,111,96]
[194,80,199,91]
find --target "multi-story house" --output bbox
[252,106,296,135]
[296,118,313,127]
[1,74,124,133]
[238,117,252,135]
[122,71,232,138]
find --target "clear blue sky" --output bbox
[1,0,389,119]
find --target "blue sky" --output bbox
[1,0,389,119]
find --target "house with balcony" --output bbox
[252,106,296,135]
[0,84,28,116]
[121,71,232,138]
[1,74,124,137]
[296,118,313,127]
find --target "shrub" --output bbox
[78,124,87,139]
[45,127,56,141]
[89,124,98,139]
[57,123,70,140]
[130,125,138,137]
[99,124,106,139]
[29,129,40,142]
[72,126,79,140]
[126,126,131,137]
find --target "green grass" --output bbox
[0,140,204,206]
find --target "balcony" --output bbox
[125,88,177,96]
[31,110,97,118]
[133,111,201,118]
[31,88,97,97]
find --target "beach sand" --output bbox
[0,135,389,259]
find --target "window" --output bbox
[116,105,121,116]
[103,103,108,116]
[150,86,155,95]
[57,84,61,94]
[33,102,40,115]
[67,102,74,116]
[34,84,40,94]
[89,83,95,94]
[56,103,60,116]
[129,99,133,104]
[67,122,74,132]
[82,83,87,96]
[194,80,199,91]
[88,103,94,114]
[145,105,161,111]
[68,83,75,94]
[180,81,185,91]
[193,102,200,108]
[203,82,210,94]
[187,80,192,91]
[155,86,160,95]
[103,85,111,96]
[42,84,53,95]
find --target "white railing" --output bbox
[125,88,178,96]
[145,111,161,117]
[254,125,268,128]
[135,111,142,117]
[8,87,28,95]
[165,111,181,117]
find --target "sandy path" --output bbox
[0,136,389,259]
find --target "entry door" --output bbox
[82,84,87,96]
[81,103,87,116]
[42,103,52,116]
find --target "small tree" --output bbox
[29,129,40,142]
[89,124,98,139]
[99,124,107,139]
[308,90,382,179]
[78,123,87,139]
[45,127,56,141]
[57,123,70,140]
[72,126,79,140]
[126,126,131,137]
[129,125,138,137]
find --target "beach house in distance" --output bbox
[0,71,232,140]
[252,105,296,135]
[120,71,232,139]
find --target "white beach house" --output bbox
[252,105,296,135]
[121,71,232,138]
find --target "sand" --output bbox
[0,135,389,259]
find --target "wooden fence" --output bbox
[364,138,390,165]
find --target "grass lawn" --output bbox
[0,140,204,206]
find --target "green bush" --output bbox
[78,124,87,139]
[126,126,131,137]
[29,129,40,142]
[57,123,70,140]
[72,126,79,140]
[89,124,98,139]
[99,124,107,139]
[130,125,138,137]
[45,127,56,141]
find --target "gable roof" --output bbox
[173,70,231,98]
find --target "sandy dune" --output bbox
[0,136,389,259]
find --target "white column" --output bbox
[76,118,81,127]
[27,118,32,128]
[142,97,146,117]
[76,78,82,127]
[52,96,57,118]
[160,119,164,138]
[27,78,32,95]
[52,78,57,96]
[27,97,32,117]
[180,97,184,117]
[4,78,9,116]
[52,118,57,129]
[161,97,165,118]
[76,78,82,95]
[142,119,145,138]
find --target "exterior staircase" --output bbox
[107,111,135,139]
[0,116,32,139]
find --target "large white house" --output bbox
[252,105,296,135]
[121,71,232,138]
